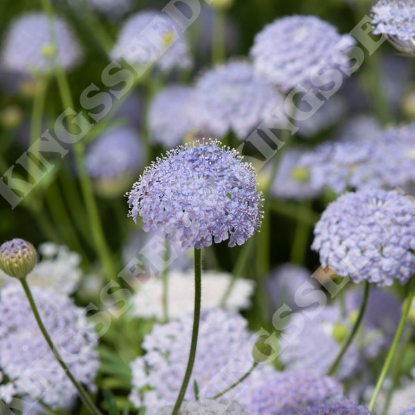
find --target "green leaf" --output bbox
[103,389,120,415]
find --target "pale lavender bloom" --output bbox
[129,308,256,410]
[336,115,382,143]
[127,141,263,249]
[68,0,132,17]
[299,400,372,414]
[372,0,415,56]
[270,149,323,201]
[296,95,348,138]
[86,126,143,197]
[111,11,193,73]
[400,409,415,415]
[279,305,360,380]
[148,86,206,148]
[312,189,415,286]
[192,61,285,139]
[0,285,99,409]
[1,13,82,75]
[237,371,344,415]
[250,15,355,92]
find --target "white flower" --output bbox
[131,270,255,320]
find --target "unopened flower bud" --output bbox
[332,322,348,343]
[0,239,37,279]
[209,0,234,10]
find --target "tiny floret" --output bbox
[312,189,415,286]
[127,140,263,249]
[0,238,37,279]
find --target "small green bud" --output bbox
[332,322,348,343]
[0,106,22,129]
[162,31,174,45]
[41,44,57,58]
[252,336,278,364]
[0,239,37,279]
[291,166,309,182]
[349,310,359,326]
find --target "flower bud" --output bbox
[209,0,234,10]
[332,322,348,343]
[0,239,37,279]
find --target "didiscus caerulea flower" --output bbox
[400,409,415,415]
[192,61,285,139]
[127,141,263,249]
[312,189,415,286]
[129,308,256,410]
[299,400,372,415]
[148,86,206,148]
[1,13,82,75]
[237,371,344,415]
[0,284,99,409]
[250,15,354,92]
[111,11,193,73]
[279,305,360,380]
[86,126,143,197]
[372,0,415,56]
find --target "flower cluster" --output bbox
[1,12,82,74]
[127,141,263,249]
[312,189,415,286]
[298,400,372,415]
[0,284,99,409]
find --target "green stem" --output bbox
[270,200,319,225]
[171,248,202,415]
[41,0,117,284]
[212,9,226,64]
[219,237,253,307]
[382,325,414,415]
[328,281,370,376]
[368,277,415,411]
[29,76,49,183]
[20,279,103,415]
[213,361,258,399]
[162,239,169,323]
[290,201,312,265]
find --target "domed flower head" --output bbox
[129,308,256,410]
[111,11,193,73]
[1,13,82,75]
[279,305,360,380]
[69,0,132,18]
[270,148,323,201]
[0,284,99,409]
[312,189,415,286]
[250,15,355,92]
[0,238,37,279]
[372,0,415,56]
[148,86,206,148]
[237,371,344,415]
[152,400,249,415]
[127,140,263,249]
[299,399,372,414]
[86,126,144,197]
[400,409,415,415]
[192,61,285,139]
[131,270,254,320]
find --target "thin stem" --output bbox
[382,325,414,415]
[213,361,258,399]
[270,200,319,226]
[368,277,415,411]
[328,281,370,376]
[41,0,117,284]
[29,76,49,183]
[171,248,202,415]
[162,239,170,323]
[20,278,103,415]
[212,9,226,64]
[290,201,312,265]
[219,237,253,307]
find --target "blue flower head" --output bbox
[312,189,415,286]
[127,140,263,249]
[1,12,83,75]
[372,0,415,56]
[250,15,355,92]
[299,400,372,415]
